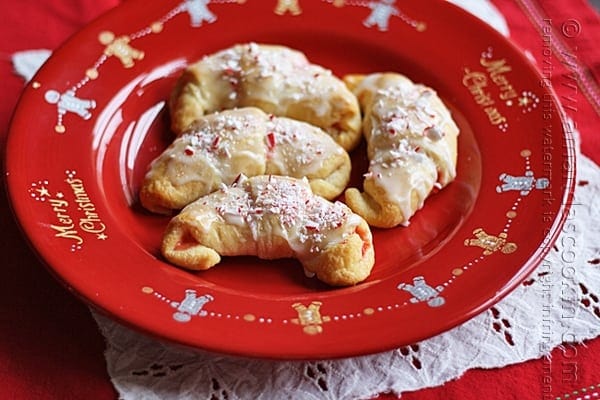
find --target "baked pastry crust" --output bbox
[161,175,375,286]
[140,107,351,214]
[169,43,362,151]
[343,73,459,228]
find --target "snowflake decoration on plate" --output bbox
[29,180,51,201]
[517,90,540,113]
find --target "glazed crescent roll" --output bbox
[140,107,351,214]
[161,175,375,286]
[343,73,459,228]
[169,43,362,150]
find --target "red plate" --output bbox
[6,0,575,359]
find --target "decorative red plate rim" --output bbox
[5,0,575,359]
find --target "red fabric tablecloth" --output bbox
[1,1,598,399]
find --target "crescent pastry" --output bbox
[169,43,362,150]
[140,107,351,214]
[161,175,375,286]
[343,73,459,228]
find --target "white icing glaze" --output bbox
[173,43,362,151]
[200,176,361,260]
[240,44,336,116]
[191,43,349,121]
[193,47,243,111]
[265,117,344,177]
[144,108,347,207]
[368,147,437,226]
[374,83,456,185]
[146,110,266,188]
[355,74,458,223]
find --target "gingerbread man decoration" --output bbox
[99,31,144,68]
[291,301,330,335]
[45,89,95,120]
[398,276,445,308]
[170,290,214,323]
[183,0,216,26]
[44,89,96,132]
[464,228,517,256]
[496,171,550,196]
[274,0,302,16]
[363,0,399,31]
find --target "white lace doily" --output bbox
[91,149,600,400]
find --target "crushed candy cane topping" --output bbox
[353,74,458,226]
[145,107,346,193]
[182,111,254,156]
[196,43,344,119]
[214,176,359,253]
[374,84,444,139]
